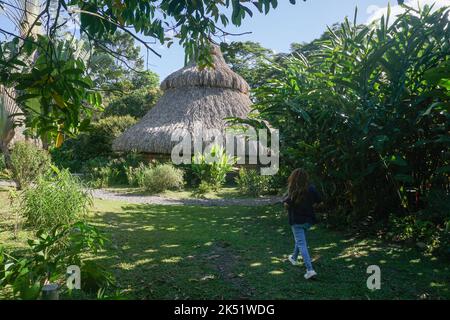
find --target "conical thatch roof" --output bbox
[113,45,252,154]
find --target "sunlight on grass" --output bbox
[430,282,445,288]
[161,256,182,263]
[161,244,180,248]
[1,194,449,299]
[134,258,155,266]
[315,244,338,251]
[269,270,285,275]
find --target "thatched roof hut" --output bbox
[112,45,252,155]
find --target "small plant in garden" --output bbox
[10,141,51,189]
[191,181,213,198]
[0,154,8,178]
[14,168,92,231]
[140,163,184,193]
[191,144,236,191]
[0,221,113,299]
[125,163,147,187]
[235,168,272,197]
[82,154,145,188]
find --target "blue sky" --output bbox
[1,0,449,81]
[149,0,391,79]
[147,0,449,80]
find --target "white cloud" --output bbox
[366,0,450,24]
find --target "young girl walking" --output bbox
[283,168,322,279]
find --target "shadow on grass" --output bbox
[85,202,449,300]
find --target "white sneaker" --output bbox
[304,270,317,280]
[288,255,298,266]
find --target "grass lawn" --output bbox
[1,187,449,299]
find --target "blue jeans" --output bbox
[291,224,313,271]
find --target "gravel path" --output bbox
[0,180,15,187]
[1,180,281,206]
[91,188,282,207]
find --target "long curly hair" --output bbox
[287,168,309,204]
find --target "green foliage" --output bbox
[0,154,7,174]
[14,169,92,231]
[0,221,112,299]
[94,115,137,137]
[86,32,145,94]
[235,168,272,197]
[51,116,137,171]
[82,154,144,188]
[10,141,51,189]
[0,0,297,146]
[191,145,237,191]
[388,214,449,258]
[249,7,449,253]
[71,0,295,66]
[197,181,213,195]
[140,163,184,193]
[125,163,148,187]
[221,41,274,89]
[84,164,121,189]
[1,36,102,144]
[103,89,160,119]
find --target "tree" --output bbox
[250,6,450,230]
[0,0,299,145]
[221,41,274,89]
[103,87,161,119]
[86,32,144,97]
[1,0,405,145]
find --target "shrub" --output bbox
[387,214,450,258]
[51,116,137,172]
[94,115,137,137]
[82,153,145,188]
[235,168,272,197]
[140,163,184,193]
[0,154,5,172]
[10,141,51,189]
[88,166,121,189]
[191,145,236,190]
[15,168,92,231]
[0,221,113,299]
[102,89,160,119]
[125,163,147,187]
[0,154,9,179]
[250,8,450,246]
[191,181,213,198]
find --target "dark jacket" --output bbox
[283,184,322,226]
